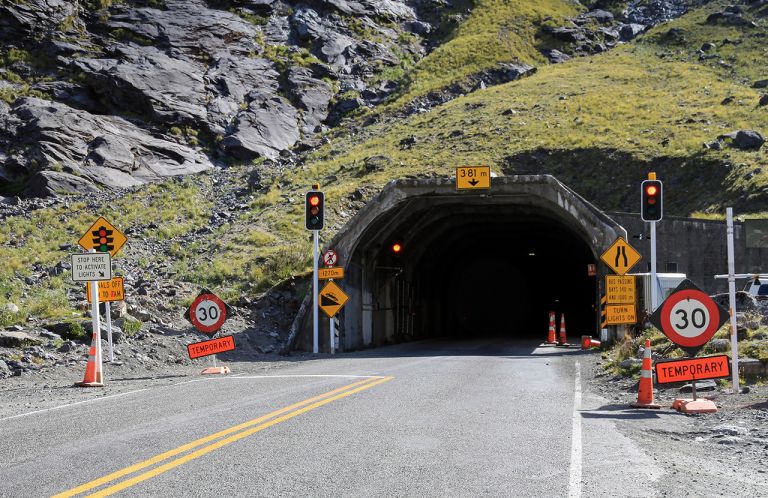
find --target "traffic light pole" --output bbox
[650,220,658,311]
[313,229,319,354]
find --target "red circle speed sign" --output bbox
[658,289,722,348]
[189,293,227,334]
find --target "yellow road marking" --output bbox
[53,377,386,498]
[85,376,393,497]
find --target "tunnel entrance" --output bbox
[372,207,597,344]
[306,176,626,352]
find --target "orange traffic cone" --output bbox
[631,339,659,409]
[581,336,602,350]
[75,327,103,387]
[557,313,567,346]
[546,311,557,344]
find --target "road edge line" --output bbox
[568,360,582,498]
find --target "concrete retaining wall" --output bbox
[608,212,768,294]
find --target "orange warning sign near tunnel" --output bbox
[319,281,349,318]
[655,355,731,384]
[187,335,235,360]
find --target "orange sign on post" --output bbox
[318,267,345,280]
[86,277,125,303]
[187,335,236,360]
[655,355,731,384]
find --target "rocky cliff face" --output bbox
[0,0,707,197]
[0,0,435,195]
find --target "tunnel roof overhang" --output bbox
[329,175,627,263]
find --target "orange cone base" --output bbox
[631,401,661,409]
[672,398,718,414]
[74,381,104,388]
[201,366,231,375]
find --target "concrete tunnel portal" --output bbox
[303,176,627,352]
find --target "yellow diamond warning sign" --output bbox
[456,166,491,190]
[600,237,642,276]
[319,280,349,318]
[78,216,127,257]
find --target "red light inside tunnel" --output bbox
[391,243,402,253]
[646,185,658,196]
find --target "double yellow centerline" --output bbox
[54,376,393,497]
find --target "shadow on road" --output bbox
[579,403,681,420]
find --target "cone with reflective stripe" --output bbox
[557,313,568,346]
[546,311,557,344]
[631,339,659,409]
[75,328,103,387]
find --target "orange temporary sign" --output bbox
[86,277,125,303]
[187,335,235,359]
[655,355,731,384]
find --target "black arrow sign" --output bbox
[468,179,479,186]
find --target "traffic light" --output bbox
[391,241,403,254]
[641,179,663,221]
[304,191,324,230]
[91,226,114,253]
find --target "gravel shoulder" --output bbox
[582,352,768,495]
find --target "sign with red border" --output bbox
[185,291,230,335]
[650,280,729,355]
[323,250,338,268]
[187,335,235,359]
[655,355,731,384]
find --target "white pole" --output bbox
[330,314,336,354]
[89,250,102,379]
[105,301,114,363]
[650,221,658,310]
[726,208,740,394]
[313,230,319,354]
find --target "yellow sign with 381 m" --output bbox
[456,166,491,190]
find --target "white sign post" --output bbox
[89,263,102,379]
[726,208,740,393]
[105,302,115,363]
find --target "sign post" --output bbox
[726,207,740,393]
[313,231,319,354]
[87,277,125,363]
[89,255,102,381]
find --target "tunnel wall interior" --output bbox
[350,204,600,347]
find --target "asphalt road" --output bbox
[0,339,660,497]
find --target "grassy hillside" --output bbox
[389,0,583,105]
[1,0,767,325]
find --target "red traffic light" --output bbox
[646,185,658,196]
[309,195,321,207]
[391,243,402,253]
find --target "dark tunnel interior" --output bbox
[372,208,598,343]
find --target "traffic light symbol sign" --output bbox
[92,226,114,253]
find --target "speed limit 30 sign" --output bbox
[185,290,231,335]
[650,280,729,355]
